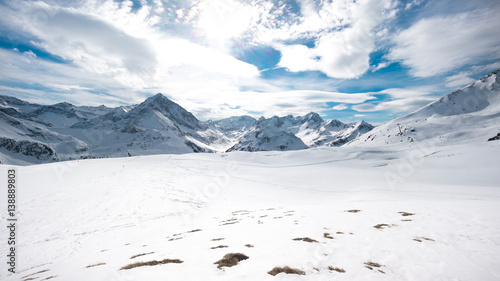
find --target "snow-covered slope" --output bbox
[204,116,257,138]
[227,116,309,152]
[350,69,500,147]
[0,94,226,164]
[1,140,499,281]
[0,95,373,164]
[227,113,374,152]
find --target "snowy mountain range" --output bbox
[1,69,499,165]
[349,69,500,147]
[0,93,373,164]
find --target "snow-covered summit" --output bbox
[349,69,500,147]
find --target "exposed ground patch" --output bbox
[414,237,435,242]
[365,261,385,273]
[268,266,305,276]
[211,245,228,249]
[328,266,346,273]
[374,224,395,229]
[293,237,318,243]
[22,269,50,279]
[214,253,249,269]
[346,209,361,213]
[86,262,106,268]
[120,259,183,270]
[130,252,154,259]
[398,212,415,216]
[324,233,334,239]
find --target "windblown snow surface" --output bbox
[1,139,500,280]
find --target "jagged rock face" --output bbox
[0,137,55,160]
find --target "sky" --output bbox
[0,0,499,124]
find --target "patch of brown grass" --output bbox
[364,261,383,270]
[211,245,228,249]
[120,259,183,270]
[168,237,183,241]
[373,224,393,229]
[221,221,239,226]
[42,276,57,280]
[86,262,106,268]
[212,238,225,241]
[346,209,361,213]
[323,233,334,239]
[414,237,434,242]
[214,253,249,269]
[268,266,305,276]
[245,244,254,248]
[130,252,154,259]
[398,212,415,216]
[187,229,202,233]
[336,232,344,234]
[402,219,412,222]
[293,237,318,243]
[328,266,345,273]
[22,269,50,279]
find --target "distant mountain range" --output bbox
[0,93,373,164]
[2,69,499,165]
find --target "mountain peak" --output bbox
[304,112,323,123]
[145,93,169,103]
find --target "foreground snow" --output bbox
[1,140,500,281]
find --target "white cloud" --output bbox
[332,104,348,110]
[444,73,476,88]
[389,8,500,77]
[352,96,435,113]
[197,0,256,40]
[351,86,437,113]
[273,0,397,78]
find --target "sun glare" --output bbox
[197,0,253,40]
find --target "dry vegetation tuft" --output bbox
[86,262,106,268]
[364,261,383,270]
[328,266,346,273]
[211,238,225,241]
[211,245,229,249]
[398,212,415,216]
[214,253,249,269]
[120,259,183,270]
[324,233,334,239]
[130,252,154,259]
[293,237,318,243]
[373,224,392,229]
[245,244,254,248]
[414,237,435,242]
[187,229,202,233]
[346,209,361,213]
[22,269,50,279]
[268,266,306,276]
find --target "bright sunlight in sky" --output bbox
[0,0,499,123]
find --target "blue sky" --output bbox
[0,0,499,124]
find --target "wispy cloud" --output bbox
[389,5,500,77]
